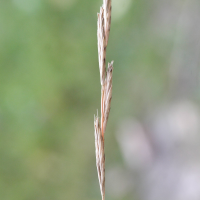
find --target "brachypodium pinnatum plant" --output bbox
[94,1,113,200]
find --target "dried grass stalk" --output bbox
[94,0,113,200]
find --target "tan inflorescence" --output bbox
[94,1,113,200]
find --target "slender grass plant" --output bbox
[94,1,113,200]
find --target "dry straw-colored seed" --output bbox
[94,115,105,200]
[103,0,112,46]
[97,7,106,86]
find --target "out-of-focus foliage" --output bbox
[0,0,200,200]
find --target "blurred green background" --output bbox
[0,0,200,199]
